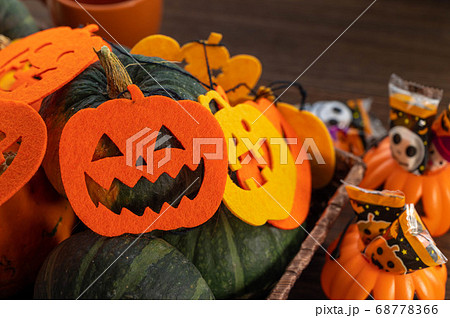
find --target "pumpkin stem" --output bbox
[95,46,133,99]
[0,35,11,50]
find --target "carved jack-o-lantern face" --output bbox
[60,85,228,236]
[389,126,425,173]
[198,90,296,226]
[0,100,47,205]
[0,25,107,110]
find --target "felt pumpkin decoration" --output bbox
[0,0,39,40]
[361,75,450,236]
[321,185,447,300]
[131,33,262,104]
[276,101,336,189]
[41,47,226,236]
[0,100,47,205]
[305,98,373,156]
[40,47,209,197]
[0,168,75,298]
[0,25,107,110]
[60,84,228,236]
[198,90,297,226]
[241,97,311,229]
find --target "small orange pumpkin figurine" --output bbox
[361,74,450,236]
[321,184,447,300]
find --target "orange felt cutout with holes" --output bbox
[59,85,228,236]
[243,98,311,229]
[198,90,296,226]
[131,33,262,104]
[0,100,47,205]
[277,102,336,189]
[0,25,107,110]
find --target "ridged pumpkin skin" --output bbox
[39,52,208,204]
[0,169,75,298]
[34,230,215,299]
[0,0,39,40]
[162,205,306,299]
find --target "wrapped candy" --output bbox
[321,184,447,300]
[388,74,442,174]
[365,204,446,274]
[346,185,405,244]
[305,98,373,156]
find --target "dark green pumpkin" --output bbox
[34,230,215,299]
[162,204,306,299]
[40,51,208,211]
[0,0,39,40]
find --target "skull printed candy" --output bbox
[389,126,425,173]
[307,101,353,130]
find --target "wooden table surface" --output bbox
[25,0,450,299]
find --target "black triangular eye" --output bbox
[154,125,185,151]
[135,156,147,167]
[92,134,124,162]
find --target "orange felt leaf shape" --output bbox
[131,33,262,104]
[0,25,107,110]
[60,84,228,236]
[198,90,296,226]
[277,102,336,189]
[243,97,311,229]
[0,99,47,206]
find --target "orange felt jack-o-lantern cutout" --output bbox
[60,85,228,236]
[198,90,296,226]
[0,25,107,110]
[276,102,336,189]
[321,224,447,300]
[131,33,262,104]
[0,100,47,205]
[242,97,311,229]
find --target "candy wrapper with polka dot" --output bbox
[346,184,405,245]
[321,184,447,300]
[365,203,447,274]
[388,74,442,175]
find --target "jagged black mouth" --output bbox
[85,158,205,216]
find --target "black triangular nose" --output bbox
[135,156,147,166]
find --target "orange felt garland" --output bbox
[0,25,107,110]
[243,97,311,229]
[59,84,228,236]
[0,100,47,205]
[131,33,262,104]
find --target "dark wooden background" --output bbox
[25,0,450,299]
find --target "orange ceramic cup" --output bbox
[47,0,163,47]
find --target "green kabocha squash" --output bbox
[162,204,306,299]
[40,47,208,211]
[0,0,39,40]
[34,230,215,299]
